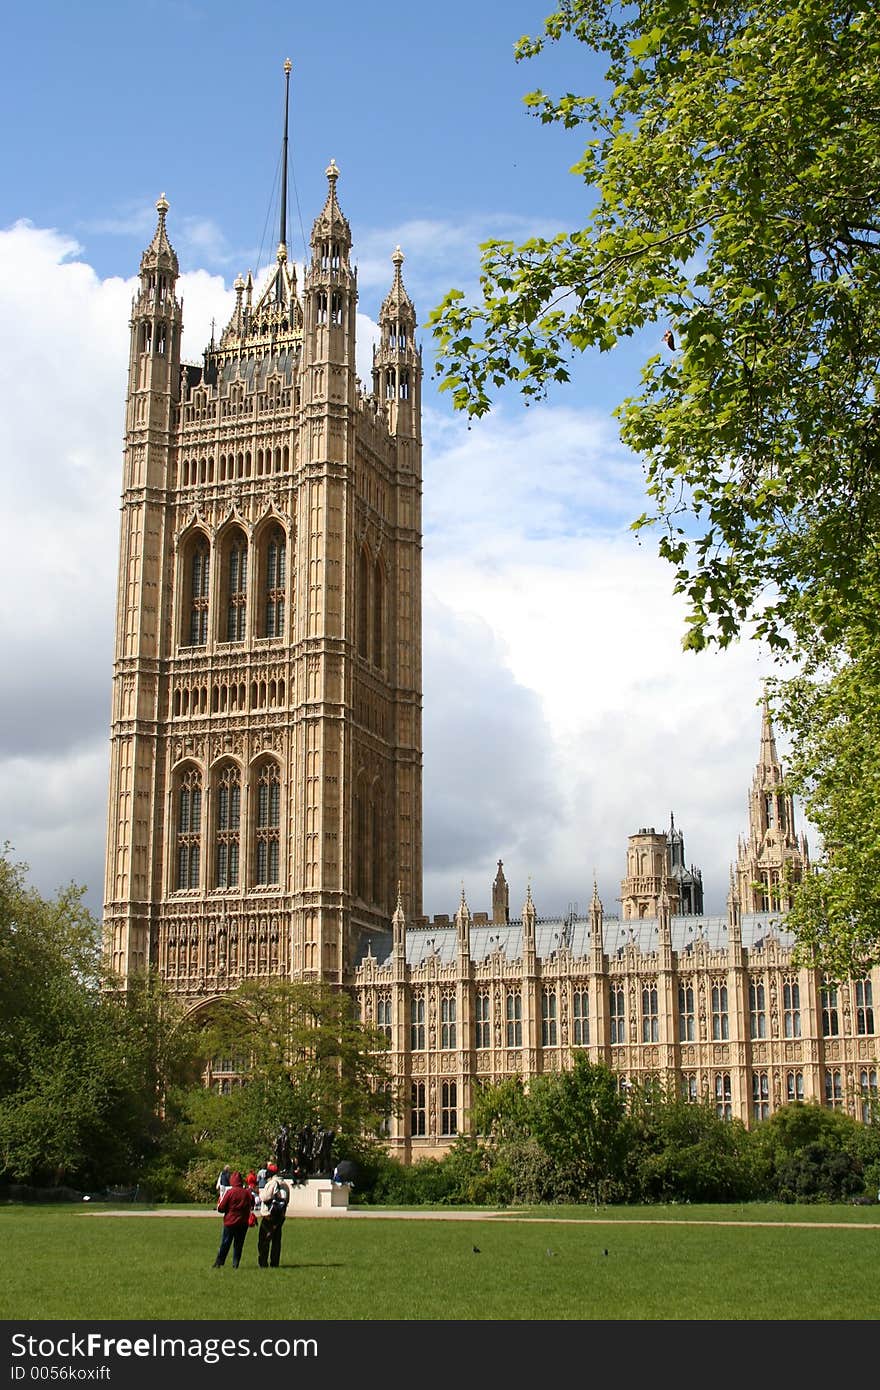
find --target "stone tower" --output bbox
[735,695,808,911]
[103,67,423,997]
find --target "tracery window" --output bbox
[175,766,202,890]
[609,984,626,1045]
[783,977,801,1038]
[824,1068,843,1110]
[376,993,392,1042]
[224,531,247,642]
[714,1072,732,1120]
[264,525,286,639]
[681,1073,698,1103]
[441,1080,457,1137]
[860,1068,878,1123]
[254,761,280,885]
[187,536,210,646]
[373,559,384,670]
[573,988,589,1046]
[505,990,522,1047]
[542,989,558,1046]
[410,992,425,1050]
[475,991,491,1049]
[821,978,839,1037]
[641,984,659,1043]
[410,1081,426,1137]
[786,1070,804,1103]
[678,982,695,1042]
[752,1071,770,1122]
[749,979,766,1039]
[440,991,457,1049]
[214,763,240,888]
[855,978,874,1035]
[711,981,729,1041]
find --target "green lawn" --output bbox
[1,1204,878,1320]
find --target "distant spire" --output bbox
[279,58,292,260]
[760,686,780,768]
[140,192,178,276]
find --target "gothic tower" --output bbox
[103,67,423,998]
[735,695,808,911]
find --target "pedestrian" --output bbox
[213,1172,254,1269]
[257,1163,291,1268]
[215,1164,232,1200]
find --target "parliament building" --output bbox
[103,92,878,1158]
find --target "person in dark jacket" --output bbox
[213,1171,254,1269]
[257,1164,292,1268]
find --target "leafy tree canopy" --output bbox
[430,0,880,656]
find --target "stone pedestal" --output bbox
[285,1177,350,1212]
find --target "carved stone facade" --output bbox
[353,724,879,1160]
[103,149,423,999]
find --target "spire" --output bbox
[311,158,352,248]
[492,858,509,925]
[760,687,780,771]
[380,246,416,320]
[278,58,292,264]
[140,193,178,277]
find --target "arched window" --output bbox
[264,525,286,638]
[354,774,367,900]
[186,536,210,646]
[370,781,383,905]
[357,548,369,659]
[214,763,241,888]
[254,761,281,885]
[223,529,248,642]
[175,767,202,889]
[373,559,384,669]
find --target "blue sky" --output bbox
[0,0,784,922]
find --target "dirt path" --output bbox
[86,1207,880,1229]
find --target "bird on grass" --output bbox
[603,1248,609,1257]
[546,1248,557,1257]
[472,1245,481,1254]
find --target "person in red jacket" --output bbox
[212,1171,255,1269]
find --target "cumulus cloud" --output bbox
[0,218,794,926]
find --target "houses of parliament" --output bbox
[103,78,878,1158]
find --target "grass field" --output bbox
[2,1204,878,1320]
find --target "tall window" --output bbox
[372,559,384,669]
[856,978,874,1035]
[410,993,425,1050]
[752,1071,770,1122]
[440,992,457,1049]
[475,991,490,1049]
[357,547,369,659]
[749,979,766,1039]
[821,979,839,1037]
[188,537,210,645]
[254,761,280,885]
[542,990,558,1046]
[175,767,202,889]
[681,1073,698,1103]
[824,1069,843,1110]
[441,1080,457,1136]
[711,981,729,1041]
[214,763,240,888]
[783,977,801,1038]
[641,984,659,1043]
[410,1081,426,1137]
[786,1070,804,1103]
[860,1068,878,1124]
[714,1072,732,1120]
[573,988,589,1046]
[376,993,392,1042]
[609,984,626,1044]
[264,526,286,638]
[225,532,247,641]
[505,990,522,1047]
[678,982,695,1042]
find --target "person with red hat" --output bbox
[257,1163,291,1268]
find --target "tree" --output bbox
[0,853,198,1187]
[179,977,394,1181]
[526,1055,629,1204]
[429,2,880,968]
[431,0,880,654]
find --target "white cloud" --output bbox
[0,219,796,927]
